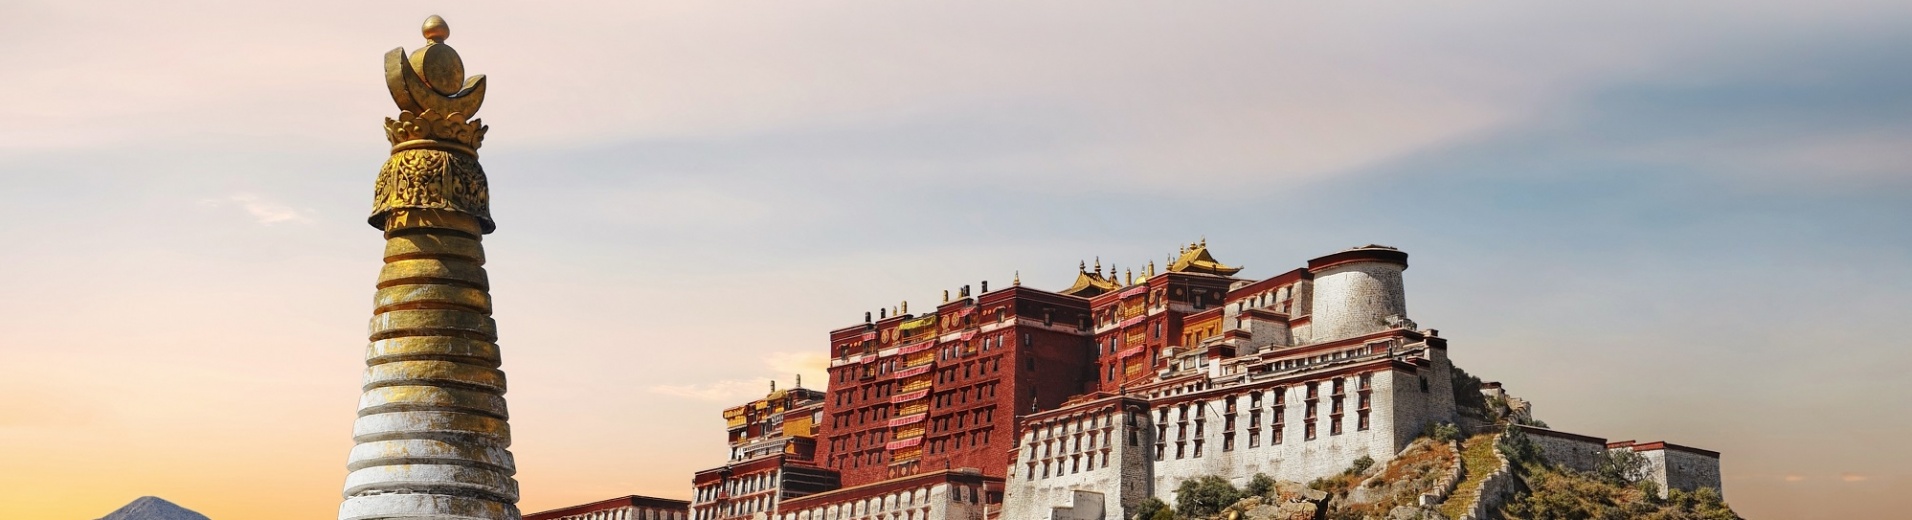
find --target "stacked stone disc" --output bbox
[340,208,520,520]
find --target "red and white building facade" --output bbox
[541,243,1718,520]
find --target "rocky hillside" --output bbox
[1496,431,1742,520]
[1142,430,1743,520]
[1126,365,1743,519]
[96,496,210,520]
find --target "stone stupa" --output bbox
[338,15,521,520]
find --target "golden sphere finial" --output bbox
[422,15,451,43]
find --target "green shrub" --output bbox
[1244,473,1275,497]
[1499,427,1544,468]
[1175,475,1244,517]
[1428,422,1460,442]
[1349,455,1376,474]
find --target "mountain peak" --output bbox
[97,496,210,520]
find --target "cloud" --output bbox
[1785,475,1808,482]
[1842,474,1870,482]
[646,378,772,403]
[201,193,311,225]
[764,351,829,382]
[645,351,828,402]
[18,1,1909,192]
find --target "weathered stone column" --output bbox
[339,15,520,520]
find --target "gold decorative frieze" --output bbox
[371,149,492,231]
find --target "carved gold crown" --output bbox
[370,16,495,233]
[382,15,488,156]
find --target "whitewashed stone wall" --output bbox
[1387,356,1454,449]
[1003,406,1152,520]
[1046,490,1105,520]
[1000,349,1457,519]
[1144,361,1454,507]
[1309,263,1406,343]
[1511,426,1608,473]
[1223,297,1297,355]
[1632,448,1724,499]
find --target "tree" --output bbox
[1131,497,1173,520]
[1498,427,1545,468]
[1175,475,1244,517]
[1595,449,1651,486]
[1450,364,1487,414]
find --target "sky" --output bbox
[0,1,1907,518]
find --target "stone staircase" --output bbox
[1441,433,1513,520]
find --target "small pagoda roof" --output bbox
[1168,240,1243,276]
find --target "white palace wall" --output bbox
[1002,353,1456,520]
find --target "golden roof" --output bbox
[1168,240,1243,276]
[1060,260,1121,297]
